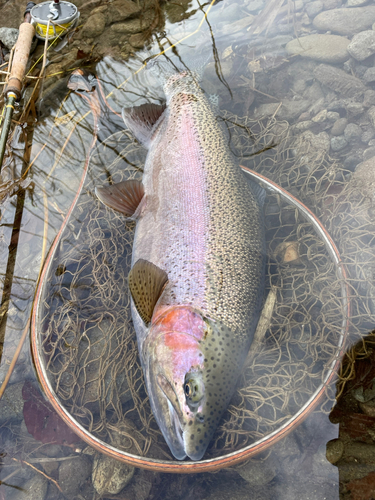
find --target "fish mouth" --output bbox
[149,370,187,460]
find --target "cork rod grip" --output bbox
[7,22,35,100]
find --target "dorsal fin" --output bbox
[122,103,166,146]
[95,180,144,217]
[128,259,168,325]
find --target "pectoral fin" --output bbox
[95,179,144,217]
[129,259,168,325]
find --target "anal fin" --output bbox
[129,259,168,325]
[95,179,144,217]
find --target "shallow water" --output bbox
[0,0,375,498]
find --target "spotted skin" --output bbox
[123,71,265,460]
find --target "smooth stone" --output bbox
[364,146,375,160]
[323,0,342,8]
[348,30,375,61]
[286,34,349,63]
[326,438,344,464]
[81,13,106,37]
[344,122,362,141]
[331,135,348,151]
[348,0,370,5]
[8,474,48,500]
[313,6,375,36]
[59,456,92,497]
[305,0,323,18]
[364,68,375,84]
[314,63,366,97]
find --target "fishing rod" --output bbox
[0,0,79,170]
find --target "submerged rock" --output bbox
[0,381,24,424]
[347,30,375,61]
[313,6,375,36]
[326,438,344,464]
[92,452,135,495]
[59,455,92,497]
[314,63,366,98]
[236,458,277,486]
[286,34,349,63]
[9,474,48,500]
[81,13,106,37]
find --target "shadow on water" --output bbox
[1,0,375,497]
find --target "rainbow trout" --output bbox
[96,70,265,460]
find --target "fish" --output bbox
[95,68,265,461]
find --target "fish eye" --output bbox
[184,373,204,406]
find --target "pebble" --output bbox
[8,474,48,500]
[286,34,349,63]
[92,452,135,495]
[313,6,375,36]
[344,122,362,141]
[314,63,366,98]
[59,455,92,497]
[331,135,348,151]
[326,438,344,464]
[363,68,375,84]
[347,30,375,61]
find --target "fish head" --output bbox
[143,306,240,461]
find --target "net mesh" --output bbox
[36,111,357,460]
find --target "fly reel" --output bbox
[29,0,79,40]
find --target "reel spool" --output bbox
[29,0,79,40]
